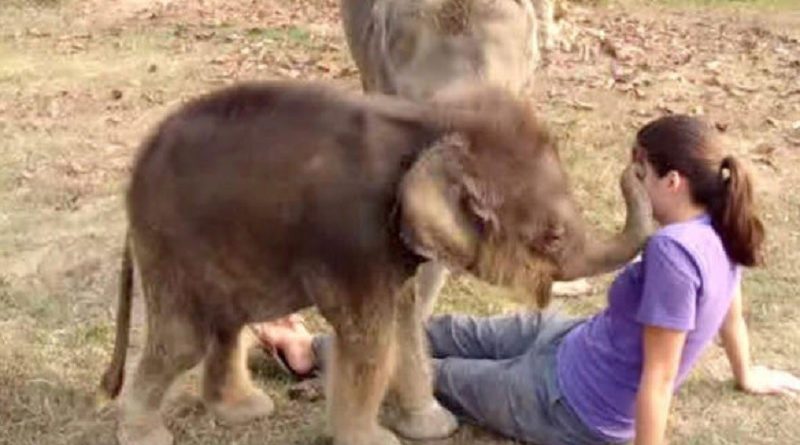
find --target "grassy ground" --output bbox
[1,0,798,444]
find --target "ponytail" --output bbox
[636,115,766,268]
[711,156,765,267]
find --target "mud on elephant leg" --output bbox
[203,326,274,424]
[385,283,458,440]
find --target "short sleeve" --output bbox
[636,236,701,331]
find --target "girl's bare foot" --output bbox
[250,315,317,376]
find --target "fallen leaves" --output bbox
[750,143,782,171]
[780,89,800,98]
[568,99,597,111]
[753,143,779,157]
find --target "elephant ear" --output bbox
[398,134,497,269]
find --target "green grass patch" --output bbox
[246,25,312,45]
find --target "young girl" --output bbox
[254,115,800,445]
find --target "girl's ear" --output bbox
[632,145,645,164]
[666,170,682,192]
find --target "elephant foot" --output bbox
[334,425,402,445]
[385,400,459,440]
[117,414,173,445]
[208,389,275,424]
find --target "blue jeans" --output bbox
[312,312,612,445]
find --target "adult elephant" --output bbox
[340,0,539,100]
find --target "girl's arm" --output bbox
[635,325,687,445]
[719,285,800,395]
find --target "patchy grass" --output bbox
[244,25,313,44]
[5,0,66,6]
[640,0,800,10]
[1,0,798,444]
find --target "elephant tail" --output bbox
[99,229,135,399]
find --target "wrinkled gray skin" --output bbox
[341,0,539,100]
[340,0,563,99]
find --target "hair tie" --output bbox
[720,156,734,183]
[720,167,731,182]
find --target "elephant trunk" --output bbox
[556,165,654,281]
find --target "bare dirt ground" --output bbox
[1,0,798,444]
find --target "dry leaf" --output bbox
[704,60,721,72]
[570,99,597,111]
[752,143,778,156]
[780,89,800,98]
[752,156,779,171]
[600,38,618,58]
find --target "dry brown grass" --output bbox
[1,0,798,444]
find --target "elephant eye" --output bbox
[518,221,544,244]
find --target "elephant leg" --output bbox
[386,283,458,440]
[117,277,205,445]
[323,294,402,445]
[415,261,450,320]
[203,326,274,424]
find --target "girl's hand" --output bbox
[620,163,654,238]
[739,365,800,397]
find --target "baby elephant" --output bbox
[100,81,652,445]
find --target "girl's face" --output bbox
[641,158,671,225]
[633,144,688,225]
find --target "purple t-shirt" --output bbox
[556,215,740,442]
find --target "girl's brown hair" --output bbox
[636,115,765,266]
